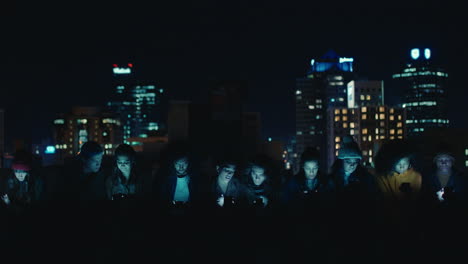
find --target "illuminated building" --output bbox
[107,63,165,143]
[53,107,122,160]
[327,105,406,169]
[295,50,355,172]
[392,48,449,137]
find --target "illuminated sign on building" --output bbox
[113,67,132,74]
[339,57,354,63]
[424,48,431,59]
[411,48,420,60]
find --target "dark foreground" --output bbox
[1,201,467,264]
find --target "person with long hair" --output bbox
[106,144,142,201]
[281,147,330,207]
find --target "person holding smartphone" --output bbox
[374,140,422,202]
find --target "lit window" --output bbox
[366,95,371,100]
[398,136,403,139]
[390,115,394,121]
[389,108,394,114]
[390,129,395,135]
[363,150,368,156]
[375,128,379,134]
[343,123,348,128]
[308,105,315,110]
[335,109,340,114]
[397,122,402,128]
[376,135,379,140]
[336,151,339,156]
[362,114,367,120]
[375,114,379,120]
[362,128,368,134]
[335,137,341,142]
[343,116,348,121]
[316,115,322,119]
[361,107,367,113]
[380,121,385,127]
[390,136,395,140]
[466,160,468,167]
[342,109,348,114]
[466,149,468,156]
[380,114,385,119]
[297,131,303,135]
[397,129,403,135]
[360,95,365,100]
[335,116,341,122]
[335,144,340,150]
[338,97,344,102]
[350,129,355,135]
[363,137,367,142]
[398,115,402,120]
[368,135,372,141]
[379,106,385,112]
[380,136,385,140]
[350,123,355,128]
[369,150,373,156]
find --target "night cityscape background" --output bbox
[1,1,467,171]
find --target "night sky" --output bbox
[1,1,467,151]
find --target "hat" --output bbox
[433,143,455,162]
[337,135,362,160]
[12,162,31,171]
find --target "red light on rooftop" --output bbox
[113,64,118,67]
[128,63,133,67]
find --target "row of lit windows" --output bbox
[402,101,437,107]
[405,119,449,124]
[392,71,448,78]
[360,95,372,101]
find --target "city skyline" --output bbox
[1,2,466,150]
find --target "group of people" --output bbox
[1,135,466,215]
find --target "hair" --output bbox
[242,155,273,187]
[79,141,103,160]
[114,144,137,165]
[300,147,320,168]
[374,139,417,176]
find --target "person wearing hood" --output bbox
[329,135,376,194]
[374,140,423,202]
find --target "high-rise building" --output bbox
[107,63,165,143]
[392,48,449,137]
[53,107,122,160]
[295,50,355,170]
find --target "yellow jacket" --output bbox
[376,168,422,200]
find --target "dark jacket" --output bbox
[422,168,468,204]
[208,177,246,208]
[329,164,377,194]
[0,169,44,210]
[59,157,108,202]
[280,171,332,205]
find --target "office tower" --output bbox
[295,50,354,171]
[392,48,449,137]
[107,63,165,143]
